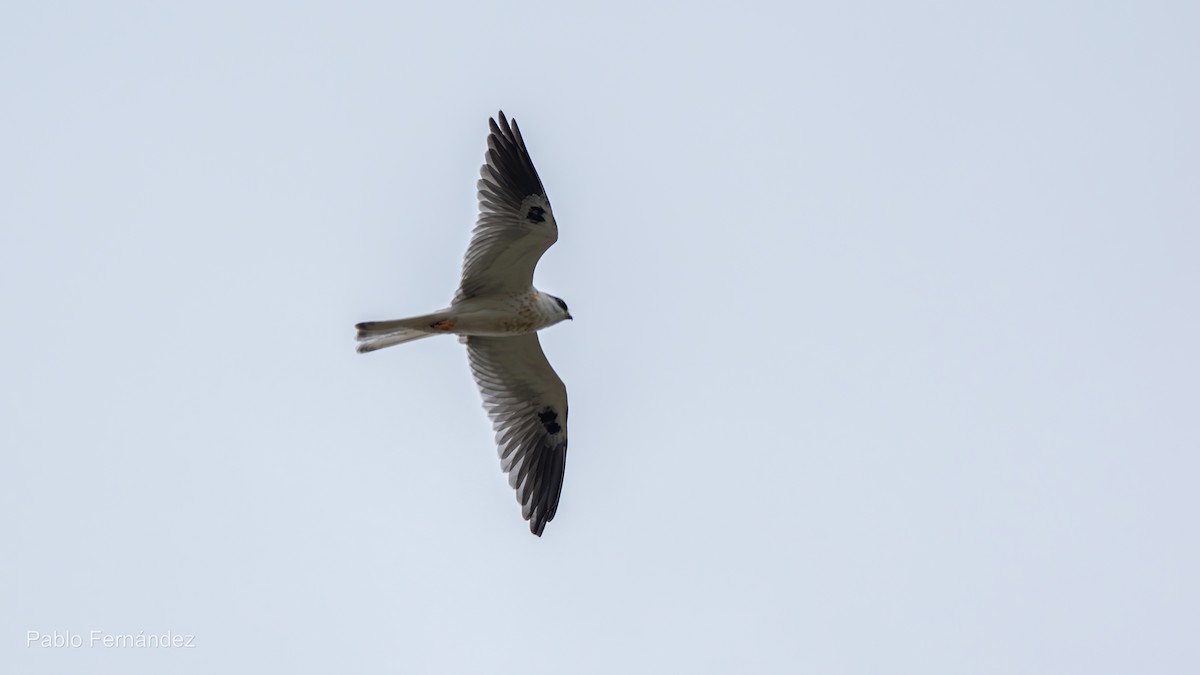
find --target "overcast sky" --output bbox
[3,1,1198,673]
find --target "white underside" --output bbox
[356,289,565,353]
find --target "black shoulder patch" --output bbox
[537,407,562,435]
[526,205,546,223]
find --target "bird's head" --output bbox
[551,295,573,322]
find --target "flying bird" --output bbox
[356,112,572,536]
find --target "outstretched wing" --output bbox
[465,334,568,536]
[455,111,558,303]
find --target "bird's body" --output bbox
[358,289,566,346]
[356,112,572,536]
[452,290,569,335]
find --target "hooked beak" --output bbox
[566,313,573,321]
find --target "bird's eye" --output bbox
[553,297,569,312]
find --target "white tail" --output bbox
[355,311,450,353]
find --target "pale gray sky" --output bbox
[3,1,1198,673]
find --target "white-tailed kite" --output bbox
[356,112,572,536]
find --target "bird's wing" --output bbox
[454,112,557,303]
[465,334,568,536]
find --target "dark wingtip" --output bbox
[491,110,522,144]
